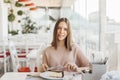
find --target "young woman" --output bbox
[39,18,90,72]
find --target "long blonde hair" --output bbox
[51,18,72,51]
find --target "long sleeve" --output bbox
[42,50,48,65]
[74,45,90,67]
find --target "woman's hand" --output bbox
[40,63,48,72]
[64,63,78,72]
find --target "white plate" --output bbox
[40,71,63,80]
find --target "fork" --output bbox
[47,65,64,71]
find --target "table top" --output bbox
[0,72,82,80]
[0,72,28,80]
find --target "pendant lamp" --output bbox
[18,0,31,2]
[18,0,37,11]
[29,7,37,10]
[18,0,32,4]
[25,3,34,6]
[25,3,37,11]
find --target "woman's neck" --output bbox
[57,40,65,47]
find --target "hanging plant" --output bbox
[4,0,11,3]
[17,10,23,16]
[8,13,15,22]
[15,1,23,7]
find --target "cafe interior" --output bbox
[0,0,120,80]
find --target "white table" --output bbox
[0,72,29,80]
[0,72,82,80]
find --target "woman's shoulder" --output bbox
[41,46,52,55]
[71,43,83,53]
[71,43,80,49]
[44,45,54,52]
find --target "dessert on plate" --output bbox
[49,71,64,78]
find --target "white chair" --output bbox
[9,41,30,72]
[0,39,10,73]
[27,42,47,72]
[9,35,27,67]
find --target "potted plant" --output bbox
[22,16,37,34]
[8,30,19,35]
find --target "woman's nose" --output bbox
[60,28,64,33]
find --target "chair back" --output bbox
[9,41,19,72]
[0,39,10,73]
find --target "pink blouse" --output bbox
[42,43,90,67]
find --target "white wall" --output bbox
[0,0,8,40]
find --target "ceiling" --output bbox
[34,0,75,7]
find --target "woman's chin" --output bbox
[58,38,65,41]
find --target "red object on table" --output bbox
[34,67,38,72]
[18,67,30,72]
[18,66,38,72]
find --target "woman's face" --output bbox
[57,21,68,41]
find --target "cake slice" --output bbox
[49,71,64,78]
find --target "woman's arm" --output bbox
[74,44,92,72]
[76,51,90,67]
[39,50,49,72]
[75,47,90,67]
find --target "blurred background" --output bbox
[0,0,120,80]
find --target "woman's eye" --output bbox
[57,27,68,31]
[64,28,67,31]
[57,27,62,30]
